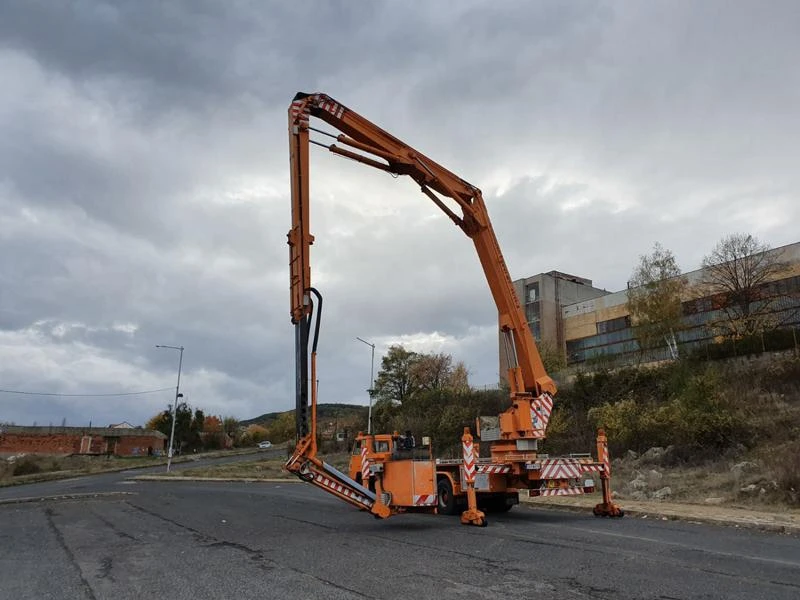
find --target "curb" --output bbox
[521,498,800,535]
[130,475,300,483]
[0,491,135,506]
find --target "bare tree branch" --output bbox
[701,233,791,337]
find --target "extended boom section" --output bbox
[285,92,622,523]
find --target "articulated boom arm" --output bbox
[286,92,558,510]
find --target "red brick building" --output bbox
[0,426,167,457]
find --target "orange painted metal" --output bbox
[460,428,486,526]
[287,92,554,402]
[286,92,622,523]
[382,460,436,507]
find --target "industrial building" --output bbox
[501,241,800,377]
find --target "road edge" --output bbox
[522,498,800,535]
[0,491,135,506]
[130,475,300,483]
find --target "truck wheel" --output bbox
[437,477,457,515]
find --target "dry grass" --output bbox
[170,452,352,480]
[610,450,800,510]
[178,458,292,479]
[0,448,261,486]
[1,455,160,480]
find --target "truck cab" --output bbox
[347,431,438,510]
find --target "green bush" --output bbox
[581,362,751,460]
[12,458,42,477]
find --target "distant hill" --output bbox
[240,403,368,427]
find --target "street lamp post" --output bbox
[355,337,376,434]
[155,344,184,472]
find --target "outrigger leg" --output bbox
[593,429,625,518]
[459,428,487,527]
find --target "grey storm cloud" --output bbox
[1,1,798,427]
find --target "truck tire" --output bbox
[437,477,457,515]
[486,499,513,513]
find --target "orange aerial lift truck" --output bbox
[284,92,623,525]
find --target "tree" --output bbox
[374,345,420,405]
[204,415,222,432]
[446,361,470,394]
[627,243,687,359]
[374,345,472,404]
[409,352,452,392]
[192,409,205,434]
[701,233,790,336]
[173,402,193,450]
[265,412,295,443]
[409,353,470,393]
[145,412,169,433]
[222,416,239,437]
[245,424,269,444]
[538,341,566,373]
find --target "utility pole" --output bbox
[156,344,184,472]
[356,337,376,434]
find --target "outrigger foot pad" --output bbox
[460,508,487,527]
[593,502,625,518]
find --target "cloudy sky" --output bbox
[1,1,798,428]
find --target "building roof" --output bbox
[1,426,166,439]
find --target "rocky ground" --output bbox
[609,445,795,510]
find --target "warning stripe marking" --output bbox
[539,488,583,496]
[476,465,512,474]
[530,392,554,433]
[360,446,370,480]
[313,473,373,508]
[540,459,583,479]
[413,494,437,506]
[462,440,476,483]
[581,464,604,473]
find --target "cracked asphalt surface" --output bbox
[1,457,800,599]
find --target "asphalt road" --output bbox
[0,449,275,501]
[1,461,799,599]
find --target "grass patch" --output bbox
[167,452,352,480]
[0,448,262,487]
[178,458,292,479]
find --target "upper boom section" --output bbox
[287,92,555,397]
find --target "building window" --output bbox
[596,316,630,335]
[525,283,539,303]
[526,301,540,322]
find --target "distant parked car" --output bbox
[257,441,272,449]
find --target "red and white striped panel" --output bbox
[413,494,437,506]
[312,473,373,508]
[530,392,554,432]
[539,488,583,497]
[360,446,370,480]
[290,99,309,124]
[312,94,345,119]
[477,464,512,475]
[462,440,476,483]
[540,459,583,480]
[581,464,604,473]
[600,443,611,476]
